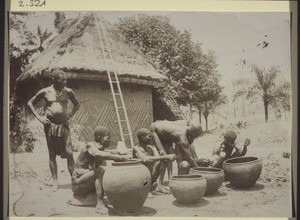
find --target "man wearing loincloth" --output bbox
[27,69,80,190]
[133,128,176,194]
[71,126,131,214]
[150,120,210,177]
[211,130,251,168]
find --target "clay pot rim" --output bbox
[191,167,224,173]
[171,174,205,181]
[223,156,261,166]
[112,159,142,166]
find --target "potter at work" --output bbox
[9,11,291,217]
[132,128,177,194]
[71,126,131,214]
[211,130,251,168]
[150,120,211,177]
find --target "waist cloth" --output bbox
[44,121,72,158]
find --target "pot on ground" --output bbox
[169,174,207,204]
[102,159,151,215]
[190,167,224,195]
[222,156,262,188]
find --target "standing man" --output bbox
[71,126,131,214]
[150,120,210,177]
[133,128,176,194]
[211,130,251,168]
[27,69,80,190]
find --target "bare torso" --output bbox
[43,86,70,124]
[75,142,104,170]
[153,120,188,143]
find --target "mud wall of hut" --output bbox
[67,80,153,147]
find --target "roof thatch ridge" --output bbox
[18,12,166,84]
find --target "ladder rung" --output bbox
[109,81,119,83]
[111,93,121,95]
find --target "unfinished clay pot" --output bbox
[222,156,262,188]
[102,159,151,215]
[190,167,224,195]
[169,174,207,204]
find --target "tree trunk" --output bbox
[264,101,269,122]
[197,104,202,124]
[189,104,193,120]
[204,115,208,131]
[204,102,209,130]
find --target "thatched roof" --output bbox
[17,13,166,86]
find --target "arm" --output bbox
[133,146,175,164]
[27,89,50,125]
[178,139,198,167]
[87,143,130,162]
[150,123,166,155]
[67,89,80,120]
[233,139,250,157]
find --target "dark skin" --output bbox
[150,120,205,178]
[72,134,131,215]
[211,137,251,168]
[27,71,80,190]
[133,130,176,194]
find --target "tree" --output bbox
[269,81,291,120]
[10,12,54,151]
[202,94,227,130]
[247,64,280,122]
[118,15,223,129]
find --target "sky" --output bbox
[101,11,291,89]
[12,11,291,91]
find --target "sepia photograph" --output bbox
[8,11,293,217]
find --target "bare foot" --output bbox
[95,204,108,215]
[155,186,171,194]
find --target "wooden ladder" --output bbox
[93,13,134,148]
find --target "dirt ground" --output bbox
[9,120,293,217]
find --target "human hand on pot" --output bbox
[120,155,132,162]
[166,154,177,161]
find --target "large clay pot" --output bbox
[102,159,151,214]
[169,174,207,204]
[190,167,224,195]
[222,156,262,188]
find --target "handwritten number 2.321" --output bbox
[19,0,46,7]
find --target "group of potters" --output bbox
[27,69,251,214]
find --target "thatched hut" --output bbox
[16,12,179,147]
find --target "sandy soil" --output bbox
[8,120,293,217]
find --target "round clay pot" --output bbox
[169,174,207,204]
[102,159,151,214]
[190,167,224,195]
[222,156,262,188]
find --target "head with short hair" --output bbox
[224,130,237,145]
[136,128,152,145]
[52,69,67,89]
[189,121,203,138]
[94,126,111,147]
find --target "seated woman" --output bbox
[71,126,131,215]
[132,128,176,194]
[211,130,251,168]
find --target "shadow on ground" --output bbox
[225,183,265,191]
[172,198,209,208]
